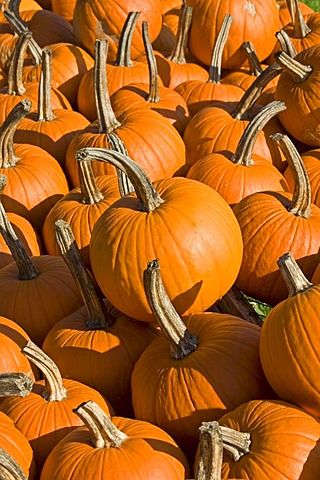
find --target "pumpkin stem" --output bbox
[0,99,31,169]
[219,425,251,461]
[232,63,283,120]
[0,174,39,280]
[212,286,263,327]
[77,156,104,204]
[4,1,43,64]
[107,133,134,196]
[75,400,128,449]
[94,38,121,134]
[6,30,30,95]
[142,21,160,103]
[276,30,298,58]
[271,133,311,217]
[208,14,233,84]
[195,421,223,480]
[168,3,192,64]
[0,372,33,397]
[241,42,263,76]
[286,0,311,38]
[277,252,313,296]
[37,48,55,122]
[274,50,312,83]
[55,219,115,330]
[76,148,164,212]
[0,449,28,480]
[22,341,67,402]
[143,259,199,359]
[114,11,140,67]
[232,100,286,166]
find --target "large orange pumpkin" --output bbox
[85,148,243,322]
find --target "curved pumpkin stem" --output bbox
[0,449,28,480]
[76,148,163,212]
[0,372,33,397]
[37,48,55,122]
[4,0,43,63]
[168,3,192,64]
[142,21,160,103]
[208,14,233,84]
[77,156,104,204]
[0,99,31,168]
[277,252,313,296]
[22,341,67,402]
[241,42,263,76]
[232,63,283,120]
[232,100,286,166]
[0,174,39,280]
[276,30,298,58]
[286,0,311,38]
[6,30,30,96]
[274,50,312,83]
[144,259,199,359]
[55,219,115,330]
[114,11,140,67]
[75,400,127,449]
[271,133,311,217]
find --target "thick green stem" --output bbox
[168,3,192,64]
[76,148,163,212]
[271,133,311,217]
[277,252,313,296]
[114,11,140,67]
[232,101,286,166]
[75,400,127,449]
[209,14,233,84]
[55,220,114,330]
[22,341,67,402]
[143,259,199,359]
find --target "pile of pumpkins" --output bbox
[1,0,320,478]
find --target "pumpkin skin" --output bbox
[72,0,163,62]
[219,400,320,479]
[131,312,273,461]
[259,268,320,417]
[188,0,279,69]
[0,377,114,474]
[0,411,36,480]
[90,176,243,322]
[40,415,191,480]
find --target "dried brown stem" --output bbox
[114,11,140,67]
[38,48,55,121]
[142,21,160,103]
[277,252,313,296]
[209,14,233,84]
[168,3,192,64]
[274,50,312,83]
[0,449,28,480]
[0,372,33,397]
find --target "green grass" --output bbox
[300,0,320,11]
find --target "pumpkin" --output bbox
[260,252,320,416]
[175,14,244,117]
[153,3,209,89]
[85,148,243,322]
[51,0,76,23]
[233,133,320,306]
[274,46,320,147]
[0,196,83,344]
[219,399,320,479]
[72,0,163,62]
[0,411,35,479]
[42,155,121,269]
[40,400,191,480]
[277,0,313,28]
[188,0,280,69]
[0,341,114,475]
[14,48,90,168]
[183,63,287,173]
[65,38,187,187]
[77,11,151,122]
[186,101,289,208]
[110,20,190,136]
[131,259,272,461]
[42,220,158,417]
[0,99,69,232]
